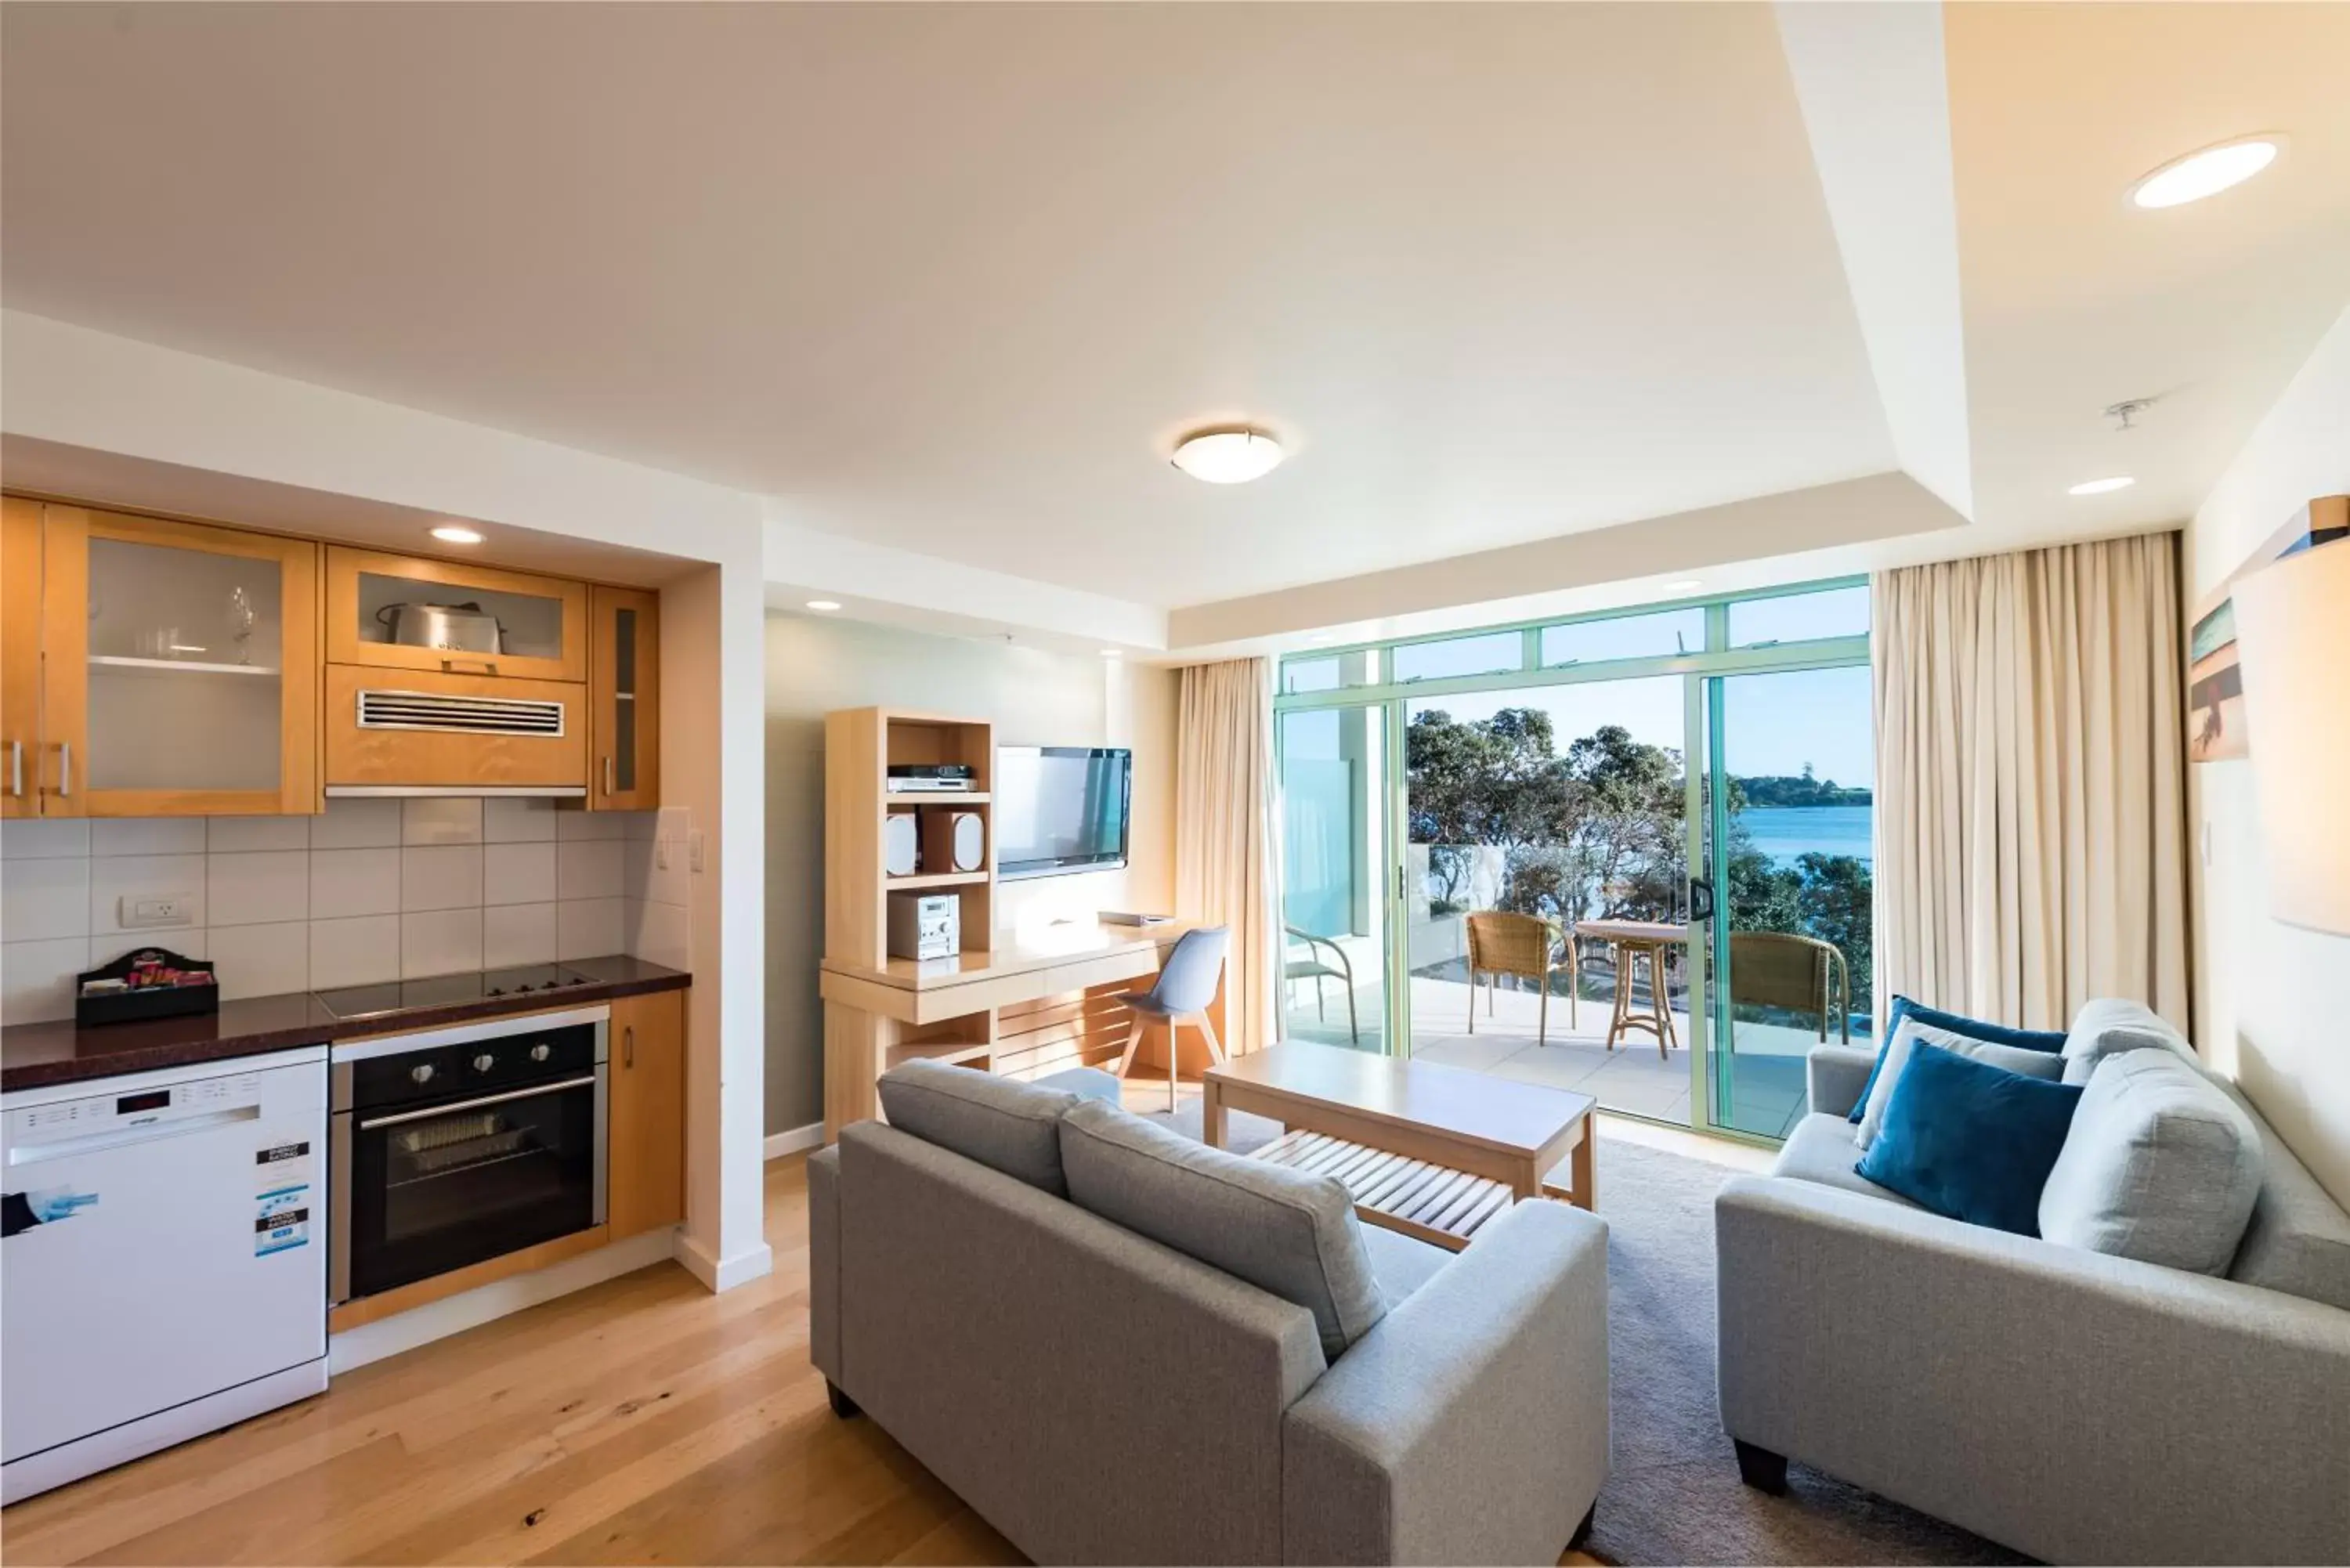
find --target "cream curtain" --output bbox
[1175,656,1278,1055]
[1874,531,2190,1033]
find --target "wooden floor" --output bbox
[0,1078,1661,1566]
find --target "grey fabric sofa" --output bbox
[808,1062,1611,1566]
[1716,1011,2350,1566]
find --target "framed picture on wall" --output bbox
[2188,494,2348,763]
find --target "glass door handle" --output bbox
[1688,877,1716,923]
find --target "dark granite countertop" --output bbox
[0,956,689,1093]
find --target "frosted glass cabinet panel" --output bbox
[590,585,660,810]
[326,547,586,684]
[38,508,320,816]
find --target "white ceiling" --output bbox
[2,3,2345,630]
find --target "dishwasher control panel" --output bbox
[8,1071,269,1144]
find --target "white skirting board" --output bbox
[765,1121,825,1160]
[327,1227,679,1373]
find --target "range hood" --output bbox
[324,668,590,798]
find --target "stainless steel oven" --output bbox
[329,1006,607,1306]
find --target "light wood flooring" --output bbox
[2,1081,1708,1565]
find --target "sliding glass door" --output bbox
[1271,580,1871,1145]
[1276,703,1392,1054]
[1699,663,1876,1138]
[1402,675,1694,1123]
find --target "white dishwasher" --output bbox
[2,1046,330,1503]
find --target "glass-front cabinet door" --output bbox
[38,507,320,817]
[589,584,659,810]
[325,546,586,685]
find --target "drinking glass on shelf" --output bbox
[226,587,256,666]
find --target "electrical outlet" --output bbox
[656,840,671,871]
[689,831,706,873]
[121,894,195,929]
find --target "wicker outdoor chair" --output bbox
[1726,930,1850,1044]
[1463,911,1578,1045]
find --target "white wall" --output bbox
[2,312,771,1290]
[763,612,1176,1134]
[2186,300,2350,1207]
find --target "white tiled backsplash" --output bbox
[0,799,694,1024]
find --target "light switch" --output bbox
[121,893,196,928]
[656,840,671,871]
[689,831,706,873]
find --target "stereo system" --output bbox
[887,893,961,960]
[884,808,987,878]
[885,763,978,794]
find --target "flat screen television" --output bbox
[995,746,1132,880]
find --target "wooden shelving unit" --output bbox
[824,708,1000,1127]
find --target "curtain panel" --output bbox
[1873,531,2190,1034]
[1174,656,1278,1055]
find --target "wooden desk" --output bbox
[819,922,1221,1141]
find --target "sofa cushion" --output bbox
[1849,995,2066,1123]
[1854,1017,2065,1151]
[1773,1112,1919,1208]
[2038,1050,2262,1274]
[876,1059,1087,1197]
[2208,1078,2350,1313]
[1058,1098,1386,1359]
[2059,997,2194,1086]
[1854,1044,2084,1235]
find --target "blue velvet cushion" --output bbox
[1853,1043,2084,1235]
[1849,995,2069,1123]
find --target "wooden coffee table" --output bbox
[1202,1040,1596,1252]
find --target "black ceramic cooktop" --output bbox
[313,963,602,1020]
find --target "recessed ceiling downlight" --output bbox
[2129,136,2281,209]
[429,525,484,544]
[2068,476,2136,497]
[805,599,842,612]
[1171,428,1283,485]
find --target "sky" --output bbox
[1408,663,1875,789]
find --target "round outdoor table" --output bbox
[1573,919,1687,1057]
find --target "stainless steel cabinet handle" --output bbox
[357,1073,597,1129]
[624,1024,635,1069]
[56,741,70,798]
[9,739,20,797]
[603,755,615,798]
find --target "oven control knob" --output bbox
[530,1043,551,1063]
[472,1053,496,1073]
[410,1064,435,1085]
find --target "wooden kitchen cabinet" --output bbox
[589,584,659,810]
[2,497,40,818]
[325,546,588,685]
[606,988,687,1239]
[28,505,319,818]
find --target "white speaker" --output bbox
[948,811,986,873]
[884,812,919,876]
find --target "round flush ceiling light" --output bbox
[2129,135,2282,209]
[429,525,484,544]
[1171,427,1284,485]
[2068,476,2136,496]
[805,599,842,612]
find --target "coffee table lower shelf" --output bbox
[1253,1128,1516,1252]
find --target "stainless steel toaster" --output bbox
[376,601,504,654]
